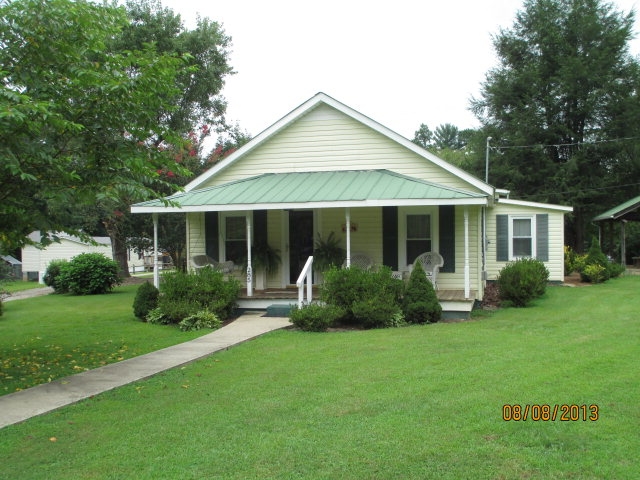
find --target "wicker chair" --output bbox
[412,252,444,289]
[342,252,373,270]
[190,255,234,273]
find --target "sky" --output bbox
[159,0,640,143]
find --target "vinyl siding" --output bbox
[486,203,566,282]
[204,105,483,194]
[187,212,207,258]
[188,205,485,294]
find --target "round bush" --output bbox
[289,303,345,332]
[133,281,159,320]
[43,259,70,293]
[321,265,404,326]
[351,298,404,328]
[158,267,240,323]
[497,258,549,307]
[56,253,121,295]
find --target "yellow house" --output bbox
[132,93,572,317]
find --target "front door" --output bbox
[289,210,314,284]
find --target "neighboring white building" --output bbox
[21,232,112,282]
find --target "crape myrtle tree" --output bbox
[101,0,235,275]
[0,0,191,255]
[127,126,251,271]
[471,0,640,251]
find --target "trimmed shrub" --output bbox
[583,263,606,284]
[402,262,442,323]
[56,253,120,295]
[564,245,578,275]
[44,259,70,293]
[579,237,625,282]
[158,267,240,323]
[608,261,626,279]
[133,282,159,321]
[321,265,404,327]
[351,298,405,329]
[289,303,345,332]
[497,258,549,307]
[179,310,222,332]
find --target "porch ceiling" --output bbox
[131,169,488,213]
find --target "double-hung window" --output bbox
[224,216,246,263]
[406,214,431,265]
[510,216,534,259]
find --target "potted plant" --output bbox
[313,232,346,273]
[244,242,281,290]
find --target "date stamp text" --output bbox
[502,404,599,421]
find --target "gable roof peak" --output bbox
[185,93,493,196]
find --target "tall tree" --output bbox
[100,0,234,274]
[412,124,433,149]
[433,123,465,150]
[0,0,187,254]
[471,0,640,250]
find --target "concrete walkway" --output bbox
[3,286,54,302]
[0,312,291,429]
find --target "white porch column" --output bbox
[621,220,627,265]
[152,213,159,289]
[345,208,351,267]
[246,214,253,297]
[464,207,470,299]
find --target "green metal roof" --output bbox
[132,170,487,213]
[593,195,640,222]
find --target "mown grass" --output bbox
[0,285,207,394]
[1,280,44,293]
[0,277,638,479]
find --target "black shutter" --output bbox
[536,214,549,261]
[204,212,219,261]
[439,205,455,272]
[496,214,508,262]
[382,206,398,270]
[254,210,268,246]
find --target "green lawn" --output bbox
[0,285,207,394]
[1,280,45,293]
[0,277,638,479]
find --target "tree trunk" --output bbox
[104,217,130,278]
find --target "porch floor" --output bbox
[238,288,477,320]
[238,287,477,302]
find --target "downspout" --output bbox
[345,208,351,267]
[153,213,159,289]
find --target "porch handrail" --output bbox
[296,256,314,308]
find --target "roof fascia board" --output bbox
[131,197,488,214]
[498,198,573,212]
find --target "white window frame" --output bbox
[220,211,252,262]
[398,206,438,270]
[508,215,536,260]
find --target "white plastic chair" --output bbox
[412,252,444,289]
[342,253,373,270]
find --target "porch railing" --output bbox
[296,256,314,308]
